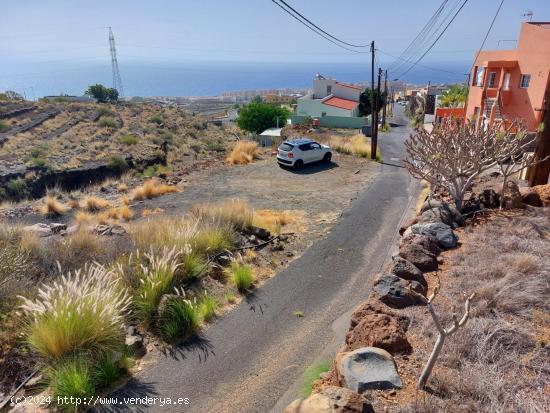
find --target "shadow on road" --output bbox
[159,333,215,363]
[93,378,158,412]
[279,161,339,175]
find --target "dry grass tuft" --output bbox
[325,134,381,160]
[131,179,179,200]
[227,141,261,165]
[83,196,110,212]
[39,196,68,217]
[252,209,293,234]
[107,205,134,221]
[191,199,254,229]
[117,183,128,193]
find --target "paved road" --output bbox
[102,107,418,413]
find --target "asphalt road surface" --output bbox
[100,106,419,413]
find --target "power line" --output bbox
[377,49,464,76]
[397,0,469,79]
[271,1,369,54]
[275,0,370,48]
[388,0,449,72]
[468,0,505,77]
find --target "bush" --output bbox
[83,196,110,212]
[236,102,291,134]
[107,155,128,172]
[39,196,68,217]
[150,115,163,125]
[299,360,332,398]
[190,199,254,230]
[182,253,206,279]
[227,263,255,292]
[227,141,261,165]
[190,225,235,255]
[5,178,30,201]
[133,247,181,326]
[158,295,200,342]
[19,264,130,360]
[97,107,114,118]
[131,179,179,200]
[118,134,138,145]
[98,117,117,128]
[198,295,218,322]
[91,352,125,388]
[0,237,35,311]
[49,357,95,412]
[0,120,8,132]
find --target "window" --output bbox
[279,143,293,151]
[475,67,485,86]
[520,74,531,88]
[503,72,511,90]
[311,143,321,149]
[488,72,497,88]
[299,143,312,151]
[326,85,332,95]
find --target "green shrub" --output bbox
[150,115,163,125]
[19,264,130,360]
[227,263,255,292]
[198,295,218,322]
[190,225,235,255]
[225,290,236,303]
[118,134,138,145]
[142,163,172,178]
[92,352,124,388]
[133,248,181,326]
[5,178,30,201]
[107,155,128,172]
[0,121,8,132]
[31,156,50,168]
[49,357,95,412]
[98,117,117,128]
[182,253,205,280]
[97,107,114,118]
[158,296,200,342]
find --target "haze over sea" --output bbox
[1,60,470,99]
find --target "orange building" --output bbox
[465,22,550,132]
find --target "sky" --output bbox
[1,0,549,96]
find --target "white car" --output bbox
[277,138,332,169]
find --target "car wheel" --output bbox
[323,152,332,162]
[294,160,304,170]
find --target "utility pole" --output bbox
[374,67,382,157]
[108,27,124,97]
[529,77,550,186]
[370,41,377,160]
[382,69,388,128]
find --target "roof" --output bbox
[260,127,282,137]
[322,96,358,111]
[335,81,363,91]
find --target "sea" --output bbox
[0,60,470,99]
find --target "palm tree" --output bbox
[439,85,468,108]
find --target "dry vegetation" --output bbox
[227,141,261,165]
[390,208,550,413]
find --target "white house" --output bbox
[295,74,366,127]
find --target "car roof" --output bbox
[284,138,316,145]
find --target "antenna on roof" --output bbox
[521,10,533,21]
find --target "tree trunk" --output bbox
[418,333,445,389]
[500,175,507,209]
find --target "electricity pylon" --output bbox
[108,27,124,97]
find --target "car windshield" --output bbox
[279,143,294,151]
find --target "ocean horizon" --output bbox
[0,60,471,99]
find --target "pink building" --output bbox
[465,22,550,132]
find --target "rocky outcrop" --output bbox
[419,199,464,228]
[520,189,542,207]
[284,386,373,413]
[410,222,458,249]
[398,243,438,272]
[338,347,403,392]
[390,256,427,286]
[399,232,441,255]
[372,273,425,308]
[346,312,411,354]
[23,222,67,238]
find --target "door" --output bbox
[298,143,314,163]
[309,142,324,162]
[503,73,511,91]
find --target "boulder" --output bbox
[398,243,438,272]
[399,233,441,255]
[501,181,523,209]
[94,224,127,236]
[49,223,67,234]
[521,189,542,207]
[390,256,427,286]
[477,188,500,209]
[338,347,403,392]
[349,297,398,329]
[125,334,146,358]
[420,198,443,214]
[410,222,458,249]
[419,204,464,228]
[346,312,411,354]
[23,223,52,237]
[398,216,419,236]
[372,273,425,308]
[284,386,372,413]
